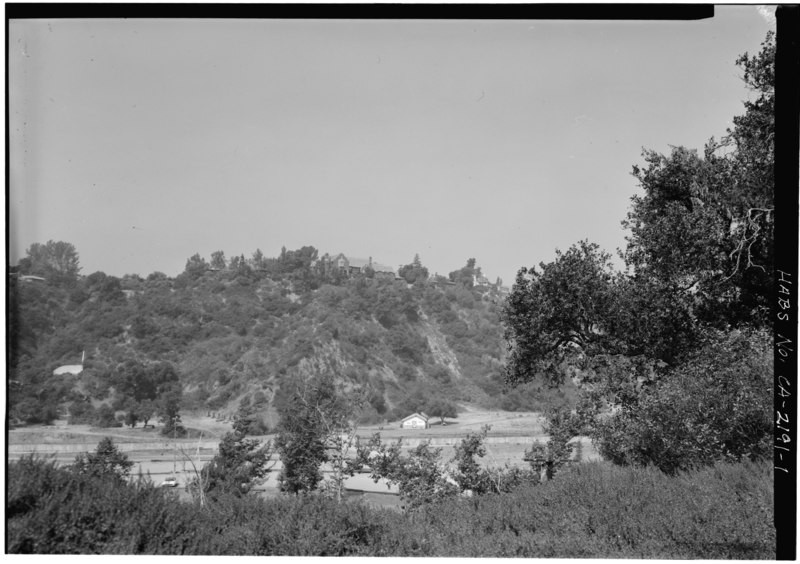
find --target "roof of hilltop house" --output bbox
[341,255,396,274]
[402,412,429,423]
[370,262,396,274]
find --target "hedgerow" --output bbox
[414,460,775,558]
[8,456,774,557]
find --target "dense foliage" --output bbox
[354,426,541,509]
[591,327,772,474]
[10,240,543,433]
[502,33,775,474]
[8,454,774,557]
[69,437,134,483]
[274,373,347,494]
[18,240,81,285]
[195,426,273,501]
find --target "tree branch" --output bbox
[721,207,773,282]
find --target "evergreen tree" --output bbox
[70,437,133,482]
[196,427,273,500]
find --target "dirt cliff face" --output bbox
[417,311,463,379]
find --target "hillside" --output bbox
[8,246,578,430]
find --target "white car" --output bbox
[160,476,179,488]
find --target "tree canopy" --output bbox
[449,258,481,288]
[501,32,775,474]
[70,437,134,483]
[274,373,346,494]
[625,32,774,330]
[197,428,272,500]
[399,254,429,284]
[426,398,458,425]
[20,240,81,284]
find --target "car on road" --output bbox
[160,476,179,488]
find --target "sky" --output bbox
[8,7,776,286]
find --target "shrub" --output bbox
[68,400,97,425]
[69,437,134,482]
[410,460,775,558]
[427,365,452,384]
[593,328,772,474]
[7,455,774,557]
[8,455,190,554]
[385,326,428,365]
[95,404,122,428]
[393,362,416,383]
[13,396,60,425]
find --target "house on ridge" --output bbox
[331,253,396,278]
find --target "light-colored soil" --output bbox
[9,423,162,444]
[361,405,547,436]
[180,413,236,437]
[8,415,235,446]
[7,407,544,447]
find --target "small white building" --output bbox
[53,364,83,376]
[53,351,85,376]
[400,412,429,430]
